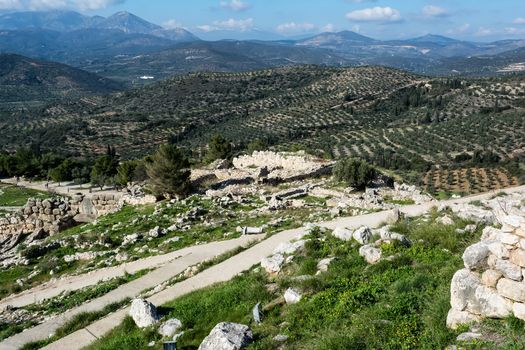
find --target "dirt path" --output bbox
[2,185,524,350]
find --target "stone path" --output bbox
[2,185,524,350]
[0,235,263,350]
[0,236,262,310]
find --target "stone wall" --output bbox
[447,214,525,328]
[0,193,123,239]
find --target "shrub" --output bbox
[334,158,376,189]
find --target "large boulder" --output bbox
[129,299,159,328]
[495,259,523,281]
[198,322,253,350]
[273,240,306,255]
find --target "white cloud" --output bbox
[513,17,525,25]
[163,19,182,29]
[0,0,22,10]
[197,17,254,32]
[422,5,449,18]
[504,27,525,35]
[0,0,124,10]
[321,23,336,32]
[346,6,401,23]
[219,0,250,12]
[475,26,493,37]
[446,23,470,35]
[276,21,315,34]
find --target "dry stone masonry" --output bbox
[447,197,525,329]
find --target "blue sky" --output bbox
[2,0,525,41]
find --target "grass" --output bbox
[0,184,48,206]
[84,214,522,350]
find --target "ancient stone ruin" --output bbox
[447,214,525,328]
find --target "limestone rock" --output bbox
[359,245,382,264]
[273,240,306,255]
[497,278,525,302]
[130,299,159,328]
[446,309,481,329]
[457,332,483,342]
[495,259,523,281]
[332,227,352,241]
[510,249,525,268]
[450,269,480,311]
[198,322,253,350]
[284,288,302,304]
[471,285,513,318]
[353,226,372,245]
[317,257,334,273]
[158,318,183,338]
[261,254,285,274]
[481,269,503,288]
[462,243,489,270]
[513,303,525,321]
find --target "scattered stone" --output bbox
[353,226,372,245]
[456,332,483,342]
[198,322,253,350]
[252,303,262,324]
[359,245,381,264]
[261,254,285,274]
[129,298,159,328]
[446,309,482,329]
[273,240,306,255]
[316,257,334,272]
[273,334,289,342]
[332,227,352,241]
[284,288,302,305]
[438,215,455,226]
[158,318,183,338]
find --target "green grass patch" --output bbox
[0,184,48,206]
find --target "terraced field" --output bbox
[0,65,524,191]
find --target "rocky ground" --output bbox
[0,151,523,349]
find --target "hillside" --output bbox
[0,54,123,105]
[1,65,522,194]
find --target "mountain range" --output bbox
[0,10,524,84]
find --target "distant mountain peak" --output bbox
[410,34,460,44]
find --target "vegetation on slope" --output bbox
[85,212,525,349]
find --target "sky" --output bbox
[1,0,525,41]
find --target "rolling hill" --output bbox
[0,53,124,105]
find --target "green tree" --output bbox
[49,159,75,184]
[246,138,267,154]
[91,152,119,190]
[116,160,138,187]
[146,144,191,198]
[333,158,377,190]
[206,134,232,163]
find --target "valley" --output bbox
[0,4,524,350]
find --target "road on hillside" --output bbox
[1,185,524,350]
